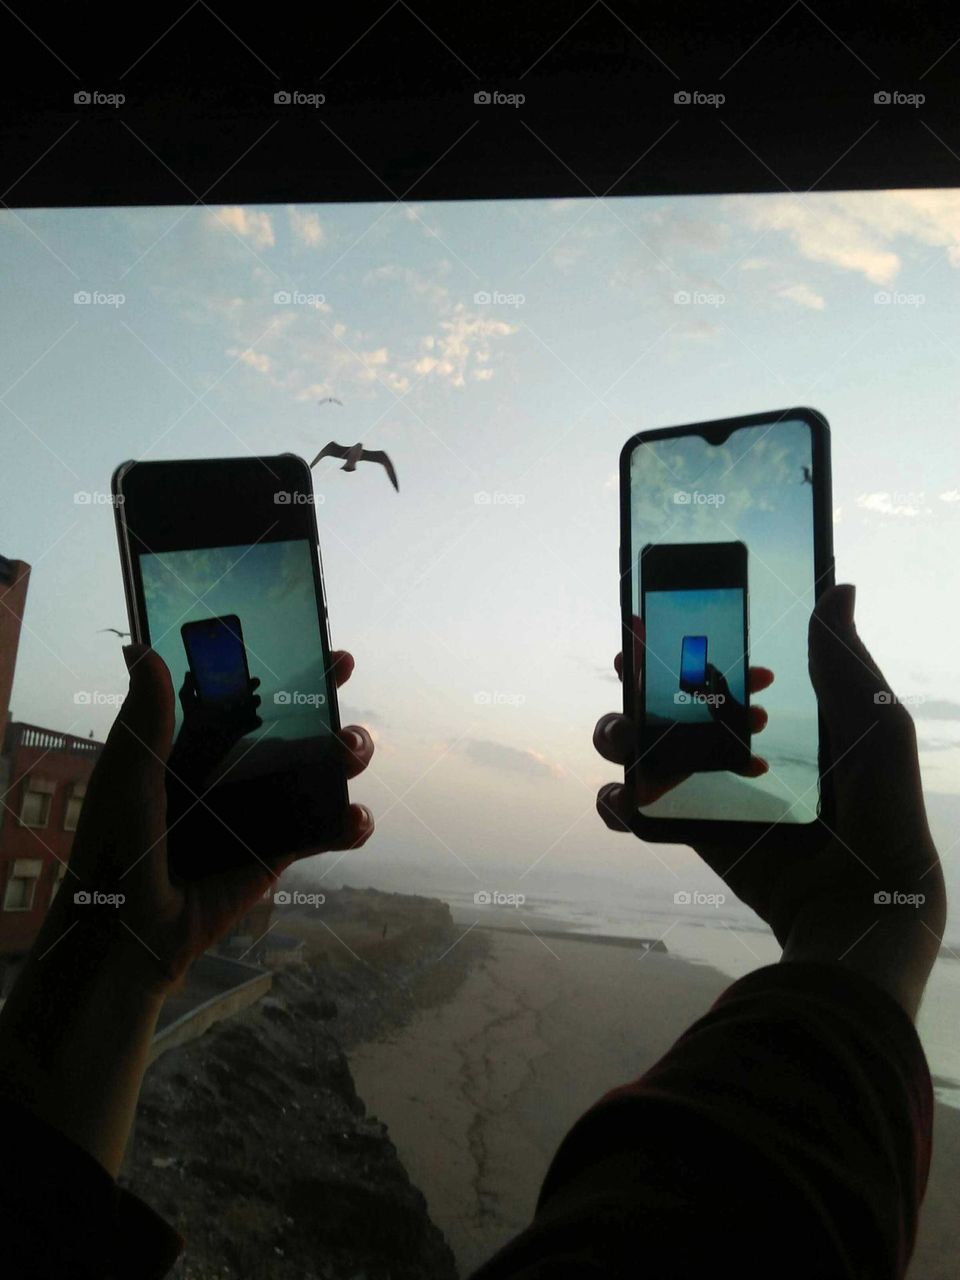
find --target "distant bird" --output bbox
[801,466,813,485]
[310,442,399,492]
[99,627,131,638]
[317,397,343,407]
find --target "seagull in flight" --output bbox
[310,442,399,492]
[317,397,343,408]
[99,627,131,638]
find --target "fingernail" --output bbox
[821,583,855,633]
[343,729,365,753]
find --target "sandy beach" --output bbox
[349,926,960,1279]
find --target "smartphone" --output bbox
[619,407,834,844]
[678,635,708,695]
[641,542,750,777]
[181,616,251,709]
[112,454,348,878]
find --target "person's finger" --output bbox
[735,755,769,778]
[339,725,375,778]
[748,667,775,694]
[249,677,261,692]
[614,652,623,682]
[749,705,768,734]
[322,803,375,851]
[330,650,355,688]
[597,782,632,831]
[593,712,635,764]
[808,584,895,748]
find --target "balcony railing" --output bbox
[6,723,104,757]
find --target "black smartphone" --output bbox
[641,542,750,777]
[181,615,251,710]
[112,454,348,879]
[619,407,834,844]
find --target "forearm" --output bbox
[0,898,165,1177]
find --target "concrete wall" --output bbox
[148,955,272,1065]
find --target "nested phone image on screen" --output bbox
[621,408,833,831]
[181,615,251,708]
[679,635,708,694]
[641,543,749,778]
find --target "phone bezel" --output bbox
[618,407,835,848]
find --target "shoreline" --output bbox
[349,923,960,1280]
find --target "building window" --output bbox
[19,778,55,828]
[3,859,43,912]
[63,782,87,832]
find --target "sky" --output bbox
[2,190,960,934]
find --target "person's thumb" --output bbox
[74,647,175,869]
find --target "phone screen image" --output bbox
[140,538,335,786]
[181,615,250,707]
[625,413,826,825]
[678,634,708,694]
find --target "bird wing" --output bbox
[309,441,350,467]
[360,449,399,492]
[98,627,127,636]
[317,397,343,407]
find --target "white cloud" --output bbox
[227,347,273,374]
[939,489,960,503]
[777,282,825,310]
[288,207,324,247]
[856,492,922,517]
[211,206,275,249]
[733,190,960,285]
[415,304,518,388]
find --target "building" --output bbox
[0,555,104,979]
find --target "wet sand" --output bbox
[349,925,960,1279]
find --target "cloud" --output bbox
[461,738,561,780]
[288,207,324,247]
[227,347,273,374]
[211,206,275,249]
[733,190,960,285]
[856,492,923,517]
[364,263,451,309]
[940,490,960,503]
[777,283,825,310]
[414,304,518,388]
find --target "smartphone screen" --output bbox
[621,409,832,828]
[641,543,749,777]
[678,635,708,693]
[181,615,250,707]
[113,455,346,876]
